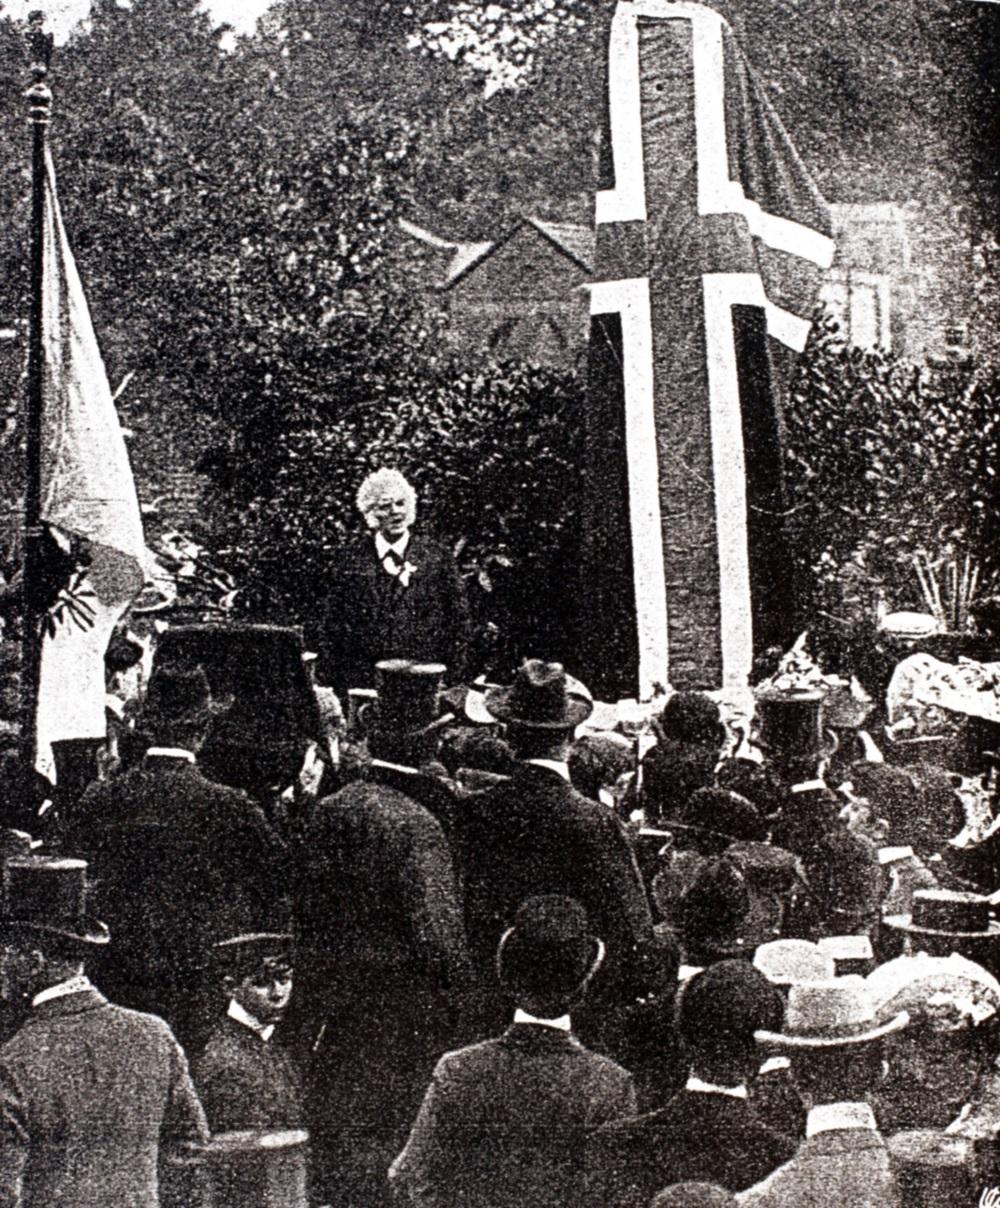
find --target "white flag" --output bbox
[35,148,145,781]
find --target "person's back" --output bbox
[0,992,206,1207]
[391,895,636,1208]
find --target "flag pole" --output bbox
[21,11,53,800]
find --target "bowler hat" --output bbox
[497,895,604,1002]
[678,858,752,964]
[755,975,909,1048]
[0,856,109,948]
[677,959,783,1052]
[139,665,227,732]
[485,661,593,730]
[883,888,1000,941]
[364,660,451,736]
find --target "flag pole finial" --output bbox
[26,11,53,126]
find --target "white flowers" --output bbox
[398,560,418,588]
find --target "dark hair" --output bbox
[642,740,717,822]
[439,728,514,777]
[569,734,632,802]
[659,692,725,747]
[716,758,785,818]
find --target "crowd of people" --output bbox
[0,467,999,1207]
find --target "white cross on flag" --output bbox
[581,0,834,699]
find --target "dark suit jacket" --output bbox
[194,1015,302,1133]
[587,1088,797,1206]
[738,1126,900,1207]
[456,764,654,1007]
[390,1022,636,1208]
[66,757,287,1031]
[0,988,207,1208]
[317,531,471,695]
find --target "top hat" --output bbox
[485,661,593,730]
[887,1131,976,1208]
[753,939,835,988]
[755,975,909,1048]
[364,660,450,736]
[497,895,604,1003]
[677,959,784,1052]
[883,888,1000,941]
[0,856,109,948]
[139,665,227,732]
[754,690,831,760]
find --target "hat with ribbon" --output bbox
[485,660,593,730]
[883,888,1000,942]
[755,975,909,1048]
[0,856,109,949]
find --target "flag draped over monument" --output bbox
[582,0,834,699]
[34,148,145,780]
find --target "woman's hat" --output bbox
[496,895,604,1002]
[485,661,593,730]
[883,888,1000,941]
[755,975,909,1048]
[0,856,109,949]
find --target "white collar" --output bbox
[227,997,275,1043]
[806,1101,878,1137]
[370,758,420,776]
[524,758,571,783]
[33,973,92,1008]
[513,1007,571,1032]
[686,1075,748,1100]
[146,747,196,764]
[375,531,410,560]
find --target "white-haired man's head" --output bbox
[357,468,417,539]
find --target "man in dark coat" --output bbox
[0,856,208,1208]
[456,661,654,1025]
[587,960,795,1206]
[317,467,470,696]
[294,660,472,1208]
[194,931,302,1133]
[390,895,636,1208]
[65,666,287,1051]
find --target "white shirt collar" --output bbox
[806,1101,878,1137]
[227,997,275,1043]
[524,758,571,783]
[33,973,93,1008]
[146,747,196,764]
[370,758,420,776]
[686,1075,748,1100]
[513,1007,571,1032]
[375,531,410,560]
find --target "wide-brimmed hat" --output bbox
[0,856,109,949]
[139,665,228,732]
[755,975,909,1048]
[485,660,593,730]
[883,888,1000,942]
[362,660,453,736]
[497,895,604,1002]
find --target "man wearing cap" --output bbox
[67,665,287,1051]
[588,961,795,1206]
[456,660,653,1021]
[738,976,908,1207]
[296,659,470,1208]
[391,895,636,1208]
[316,467,470,697]
[194,931,301,1133]
[0,855,208,1207]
